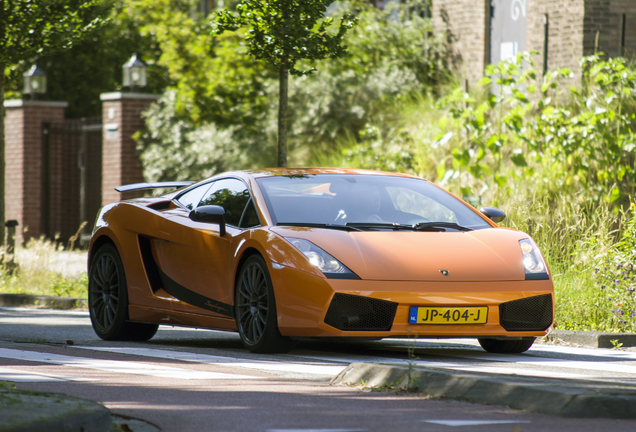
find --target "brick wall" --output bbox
[100,93,159,205]
[3,100,67,242]
[527,0,586,77]
[433,0,489,88]
[583,0,636,58]
[434,0,634,86]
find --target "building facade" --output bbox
[433,0,636,87]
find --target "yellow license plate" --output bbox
[409,306,488,324]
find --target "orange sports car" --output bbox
[88,168,553,354]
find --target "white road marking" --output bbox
[393,337,636,360]
[451,352,636,375]
[0,367,95,382]
[529,344,636,360]
[422,420,531,426]
[76,346,347,377]
[267,429,366,432]
[0,348,256,380]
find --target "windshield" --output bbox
[256,174,491,230]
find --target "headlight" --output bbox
[519,239,549,280]
[285,237,358,279]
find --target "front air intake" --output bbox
[324,293,397,331]
[499,294,553,331]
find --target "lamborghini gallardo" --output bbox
[88,168,554,354]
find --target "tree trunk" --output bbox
[0,62,5,246]
[277,67,288,168]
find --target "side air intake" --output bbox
[499,294,553,331]
[138,236,163,293]
[324,293,397,331]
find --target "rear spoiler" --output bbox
[114,181,195,193]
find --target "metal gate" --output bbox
[490,0,528,65]
[41,118,102,245]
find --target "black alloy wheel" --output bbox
[478,337,536,354]
[88,243,158,341]
[235,255,293,353]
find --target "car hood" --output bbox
[270,227,530,281]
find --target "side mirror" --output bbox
[189,205,226,236]
[480,207,506,223]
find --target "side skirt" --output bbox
[128,304,238,331]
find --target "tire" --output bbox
[89,243,158,341]
[478,337,535,354]
[235,255,294,353]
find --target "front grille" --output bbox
[324,293,397,331]
[499,294,553,331]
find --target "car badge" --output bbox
[440,270,449,276]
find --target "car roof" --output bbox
[241,167,421,179]
[161,168,424,200]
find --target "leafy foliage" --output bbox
[137,0,448,178]
[213,0,356,166]
[434,53,636,206]
[129,0,275,127]
[214,0,356,76]
[286,3,448,157]
[0,0,104,65]
[136,91,275,182]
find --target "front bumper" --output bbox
[272,266,554,338]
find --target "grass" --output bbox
[499,191,636,332]
[0,236,88,299]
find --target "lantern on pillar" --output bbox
[23,65,47,100]
[122,54,147,92]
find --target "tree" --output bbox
[214,0,356,167]
[0,0,105,244]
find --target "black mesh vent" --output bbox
[500,294,553,331]
[138,236,163,293]
[324,293,398,331]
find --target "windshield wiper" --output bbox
[345,222,472,232]
[413,222,472,232]
[345,222,416,231]
[276,222,363,232]
[277,221,472,232]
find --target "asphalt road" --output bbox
[1,306,635,432]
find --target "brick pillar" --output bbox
[3,100,68,242]
[100,92,159,205]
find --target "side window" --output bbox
[239,199,261,228]
[176,182,214,210]
[198,179,251,227]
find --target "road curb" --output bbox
[0,389,111,432]
[547,329,636,348]
[0,293,86,310]
[333,362,636,418]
